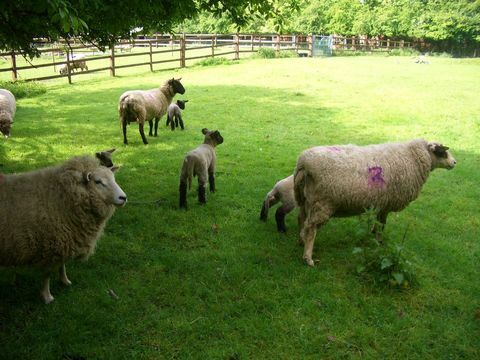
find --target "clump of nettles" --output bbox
[352,208,417,289]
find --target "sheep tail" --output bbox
[119,95,143,125]
[260,189,276,221]
[180,156,195,190]
[293,165,306,208]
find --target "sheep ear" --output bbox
[95,152,102,159]
[85,172,92,182]
[107,148,116,154]
[110,166,120,173]
[177,77,182,81]
[201,128,209,135]
[184,100,189,103]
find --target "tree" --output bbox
[0,0,299,58]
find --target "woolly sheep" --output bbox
[0,89,16,138]
[0,156,127,303]
[294,139,456,266]
[260,174,297,233]
[166,100,188,131]
[179,128,224,208]
[118,78,185,145]
[59,54,88,75]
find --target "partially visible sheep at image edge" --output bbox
[96,148,116,168]
[0,88,16,138]
[260,174,297,233]
[179,128,224,208]
[0,156,127,303]
[118,78,185,145]
[166,99,188,131]
[294,139,456,266]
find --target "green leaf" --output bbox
[392,272,404,285]
[356,265,365,274]
[381,257,393,270]
[352,247,363,254]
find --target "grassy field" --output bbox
[0,56,479,359]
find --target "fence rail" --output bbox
[0,34,418,84]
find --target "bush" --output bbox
[388,48,420,56]
[276,50,298,58]
[351,209,418,289]
[255,47,277,59]
[0,81,46,99]
[194,57,237,67]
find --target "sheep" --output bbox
[293,139,456,266]
[166,99,189,131]
[179,128,224,209]
[59,55,89,75]
[118,78,185,145]
[260,174,297,233]
[0,89,16,138]
[96,148,116,168]
[0,156,127,303]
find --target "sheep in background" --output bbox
[294,139,456,266]
[0,89,16,138]
[118,78,185,145]
[96,148,116,168]
[0,156,127,303]
[179,128,224,209]
[166,100,188,131]
[260,175,297,233]
[59,55,88,75]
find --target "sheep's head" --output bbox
[59,65,68,75]
[96,148,116,168]
[168,78,185,95]
[0,117,12,138]
[177,100,188,110]
[202,128,224,147]
[427,142,456,170]
[84,166,127,208]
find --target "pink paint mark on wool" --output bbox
[368,166,386,188]
[326,146,342,153]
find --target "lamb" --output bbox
[179,128,224,209]
[0,156,127,303]
[260,174,297,233]
[166,99,189,131]
[0,89,16,138]
[293,139,456,266]
[59,56,89,75]
[96,148,116,168]
[118,78,185,145]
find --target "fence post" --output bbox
[235,33,240,60]
[10,52,17,82]
[400,39,404,49]
[180,34,186,68]
[149,41,153,72]
[276,34,280,54]
[211,35,215,57]
[66,51,72,84]
[308,34,313,57]
[251,34,254,52]
[110,44,116,77]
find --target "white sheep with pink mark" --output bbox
[294,139,457,266]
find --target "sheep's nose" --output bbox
[119,195,127,203]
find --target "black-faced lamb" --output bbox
[0,89,16,138]
[166,100,188,131]
[96,148,116,168]
[293,139,456,266]
[179,128,224,209]
[260,174,297,233]
[0,156,127,303]
[118,78,185,145]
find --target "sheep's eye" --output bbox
[95,179,106,186]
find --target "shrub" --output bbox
[388,48,420,56]
[277,50,298,58]
[0,80,47,99]
[351,208,418,289]
[255,47,277,59]
[194,57,237,67]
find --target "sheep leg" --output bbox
[301,203,331,266]
[260,196,279,222]
[275,203,295,233]
[139,123,148,144]
[198,171,207,204]
[179,181,188,209]
[297,205,307,245]
[40,273,54,304]
[122,119,128,145]
[154,118,159,136]
[166,114,171,127]
[148,120,153,136]
[178,115,185,130]
[59,263,71,286]
[208,171,215,192]
[374,212,388,243]
[170,115,175,131]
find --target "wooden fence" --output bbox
[0,34,416,84]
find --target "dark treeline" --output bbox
[178,0,480,56]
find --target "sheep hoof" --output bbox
[41,292,55,304]
[304,257,315,267]
[61,278,72,286]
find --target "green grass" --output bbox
[0,56,479,359]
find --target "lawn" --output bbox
[0,55,479,359]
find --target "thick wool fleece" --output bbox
[0,89,16,135]
[0,156,116,268]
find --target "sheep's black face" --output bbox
[428,142,456,170]
[0,120,11,138]
[177,100,187,110]
[201,128,223,146]
[170,78,185,95]
[211,130,224,145]
[96,149,116,168]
